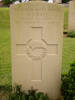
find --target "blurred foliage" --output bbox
[62,0,71,3]
[0,85,49,100]
[61,61,75,100]
[3,0,17,6]
[68,31,75,38]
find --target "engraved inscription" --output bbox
[16,41,57,57]
[26,40,47,60]
[16,27,58,58]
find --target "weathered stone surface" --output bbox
[55,0,61,3]
[68,1,75,31]
[10,1,64,100]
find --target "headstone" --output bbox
[68,0,75,31]
[10,1,64,100]
[54,0,61,3]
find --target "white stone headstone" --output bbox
[10,1,64,100]
[54,0,61,3]
[68,1,75,31]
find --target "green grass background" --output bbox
[64,7,68,32]
[0,7,75,85]
[0,8,11,85]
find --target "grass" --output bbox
[0,8,11,85]
[62,38,75,74]
[0,7,75,85]
[64,7,68,32]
